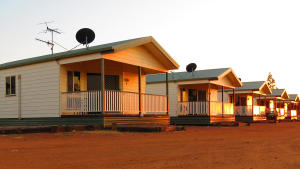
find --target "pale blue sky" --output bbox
[1,0,300,93]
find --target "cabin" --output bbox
[0,36,179,128]
[258,89,289,120]
[146,68,242,125]
[224,81,272,123]
[284,94,299,120]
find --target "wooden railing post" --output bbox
[100,58,105,113]
[259,94,261,115]
[166,72,169,115]
[233,88,235,115]
[252,92,254,116]
[208,83,211,116]
[222,86,224,117]
[138,66,142,116]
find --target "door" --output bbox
[87,73,120,90]
[87,73,120,112]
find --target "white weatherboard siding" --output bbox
[0,61,60,118]
[146,82,179,117]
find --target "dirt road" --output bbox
[1,122,300,169]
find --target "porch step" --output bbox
[112,124,184,132]
[104,115,169,128]
[0,125,102,134]
[211,121,239,127]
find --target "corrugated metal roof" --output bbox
[267,89,285,97]
[0,36,148,70]
[286,94,298,101]
[234,81,265,91]
[146,68,230,83]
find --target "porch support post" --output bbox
[252,92,254,116]
[232,88,235,115]
[259,94,261,115]
[275,99,277,114]
[222,86,224,117]
[100,58,105,113]
[138,66,142,116]
[166,72,169,115]
[208,83,211,116]
[265,96,267,110]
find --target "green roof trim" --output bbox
[146,68,230,83]
[0,37,147,70]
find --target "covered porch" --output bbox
[227,81,272,122]
[57,37,179,127]
[284,94,299,120]
[60,58,168,116]
[177,83,235,123]
[172,68,242,124]
[261,89,289,120]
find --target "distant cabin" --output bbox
[146,68,242,125]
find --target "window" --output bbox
[67,71,80,92]
[73,71,80,92]
[6,76,16,96]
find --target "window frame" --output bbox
[5,75,16,97]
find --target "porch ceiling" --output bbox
[60,59,161,75]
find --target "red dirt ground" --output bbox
[1,122,300,169]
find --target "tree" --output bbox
[267,72,277,89]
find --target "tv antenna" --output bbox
[36,21,66,54]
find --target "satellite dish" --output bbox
[186,63,197,72]
[76,28,95,45]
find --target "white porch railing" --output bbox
[210,101,222,116]
[289,110,297,117]
[142,93,167,114]
[61,90,167,115]
[178,101,208,116]
[105,90,139,113]
[235,105,266,116]
[61,90,102,113]
[276,108,285,116]
[224,103,234,115]
[177,101,234,116]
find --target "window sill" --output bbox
[5,94,16,97]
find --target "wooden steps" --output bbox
[104,115,169,128]
[113,124,184,132]
[0,125,102,134]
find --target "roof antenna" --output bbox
[186,63,197,76]
[35,21,67,54]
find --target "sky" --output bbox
[1,0,300,93]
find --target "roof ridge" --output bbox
[0,36,151,70]
[169,67,230,74]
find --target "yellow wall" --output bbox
[103,46,168,72]
[60,59,146,93]
[247,95,252,106]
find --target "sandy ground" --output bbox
[1,122,300,169]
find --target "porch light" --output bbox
[124,78,129,85]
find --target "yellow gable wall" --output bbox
[60,59,145,93]
[103,45,168,72]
